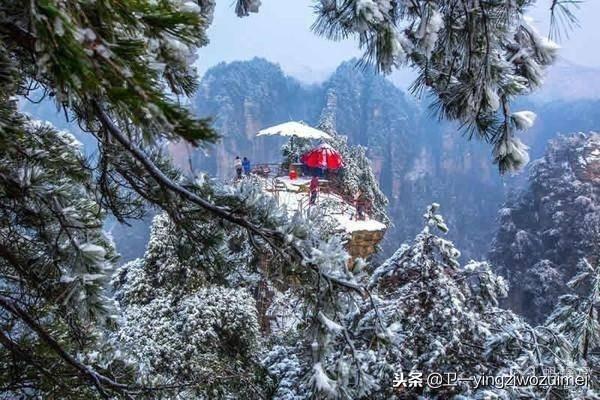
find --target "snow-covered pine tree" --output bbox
[356,204,511,397]
[364,204,595,399]
[0,105,133,397]
[544,254,600,394]
[490,132,600,323]
[281,136,313,170]
[265,204,570,399]
[547,257,600,364]
[311,0,573,172]
[482,320,592,399]
[479,222,599,398]
[0,1,229,390]
[112,213,266,398]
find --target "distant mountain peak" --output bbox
[531,58,600,102]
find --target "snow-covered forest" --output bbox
[1,0,599,399]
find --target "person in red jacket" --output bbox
[309,175,319,205]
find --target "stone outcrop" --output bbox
[347,228,386,260]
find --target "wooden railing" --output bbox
[251,163,286,178]
[250,163,374,221]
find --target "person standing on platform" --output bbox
[355,189,367,220]
[234,156,243,180]
[242,157,251,175]
[309,175,319,205]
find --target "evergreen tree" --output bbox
[112,214,265,398]
[547,257,600,363]
[0,106,133,397]
[311,0,574,172]
[281,136,313,169]
[490,132,600,323]
[262,204,598,399]
[0,1,219,394]
[358,204,512,398]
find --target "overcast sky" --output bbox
[196,1,600,84]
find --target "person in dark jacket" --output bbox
[355,189,367,220]
[242,157,251,175]
[309,175,319,205]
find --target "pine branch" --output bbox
[0,295,133,399]
[550,0,581,40]
[0,330,77,394]
[95,104,271,237]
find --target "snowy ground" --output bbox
[331,215,387,232]
[275,176,312,191]
[266,177,386,233]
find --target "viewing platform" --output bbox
[256,173,387,261]
[247,121,387,260]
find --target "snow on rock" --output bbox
[267,177,386,234]
[332,214,386,232]
[274,176,312,191]
[262,176,386,261]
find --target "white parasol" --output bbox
[256,121,332,140]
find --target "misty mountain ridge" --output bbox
[235,57,600,103]
[529,58,600,102]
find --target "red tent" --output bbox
[300,143,344,170]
